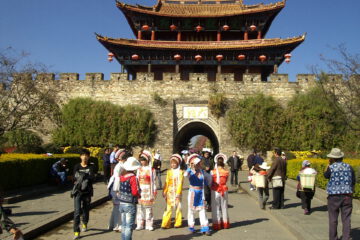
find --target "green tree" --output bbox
[281,87,348,150]
[226,94,284,152]
[53,98,156,147]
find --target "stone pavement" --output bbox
[238,171,360,240]
[3,171,359,240]
[34,179,296,240]
[2,181,109,240]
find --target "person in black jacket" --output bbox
[72,149,95,240]
[227,151,242,186]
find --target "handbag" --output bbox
[272,176,283,188]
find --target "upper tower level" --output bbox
[116,0,286,41]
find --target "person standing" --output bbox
[227,151,241,186]
[211,153,230,230]
[185,154,211,236]
[247,150,257,190]
[297,160,317,215]
[152,152,162,190]
[110,145,120,176]
[201,149,213,211]
[254,161,270,210]
[102,148,111,183]
[136,150,157,231]
[324,148,355,240]
[267,148,287,209]
[161,154,184,229]
[72,149,95,240]
[119,157,141,240]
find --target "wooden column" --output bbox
[175,64,179,73]
[151,30,155,40]
[121,64,124,73]
[217,31,221,41]
[177,31,181,41]
[244,31,248,40]
[217,64,221,74]
[274,64,278,73]
[257,31,262,39]
[148,63,151,73]
[137,30,142,40]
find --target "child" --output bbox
[107,149,127,232]
[297,160,317,215]
[136,150,157,231]
[72,149,95,240]
[161,154,184,229]
[185,154,211,236]
[119,157,141,240]
[211,153,230,230]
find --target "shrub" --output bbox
[53,98,156,147]
[0,153,98,191]
[152,92,167,107]
[226,94,284,152]
[2,129,43,153]
[287,158,360,198]
[208,92,227,118]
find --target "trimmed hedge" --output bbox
[287,158,360,198]
[0,153,98,191]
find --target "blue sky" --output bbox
[1,0,359,81]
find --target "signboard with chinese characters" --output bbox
[183,106,208,119]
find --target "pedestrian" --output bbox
[50,158,69,185]
[107,148,128,232]
[102,148,111,183]
[72,149,95,240]
[161,154,184,229]
[185,154,211,236]
[247,150,257,190]
[0,186,23,240]
[152,152,162,190]
[267,148,287,209]
[136,150,157,231]
[110,145,120,176]
[211,153,230,231]
[119,157,141,240]
[201,148,214,211]
[324,148,355,240]
[296,160,317,215]
[227,151,241,186]
[254,162,270,210]
[180,150,189,170]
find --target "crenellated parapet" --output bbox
[60,73,79,81]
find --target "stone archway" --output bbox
[173,121,220,155]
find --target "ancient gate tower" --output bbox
[90,0,306,158]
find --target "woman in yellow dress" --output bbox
[161,154,184,228]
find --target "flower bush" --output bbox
[287,157,360,198]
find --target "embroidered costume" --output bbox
[161,154,184,228]
[185,154,211,234]
[211,153,230,230]
[136,150,157,231]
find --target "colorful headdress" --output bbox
[187,153,201,165]
[214,153,228,165]
[170,154,182,165]
[140,150,152,162]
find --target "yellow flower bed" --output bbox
[0,153,78,162]
[287,157,360,198]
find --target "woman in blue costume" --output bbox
[185,154,212,236]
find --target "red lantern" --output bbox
[108,52,114,57]
[107,57,113,62]
[250,25,257,31]
[237,54,246,61]
[174,54,182,61]
[259,55,267,62]
[216,55,224,62]
[284,53,292,58]
[131,54,139,60]
[285,58,291,63]
[170,24,177,31]
[195,55,203,62]
[222,25,230,31]
[196,25,203,32]
[141,25,150,31]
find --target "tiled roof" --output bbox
[116,0,285,17]
[96,35,305,51]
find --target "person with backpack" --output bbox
[72,149,95,240]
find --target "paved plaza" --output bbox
[2,172,360,240]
